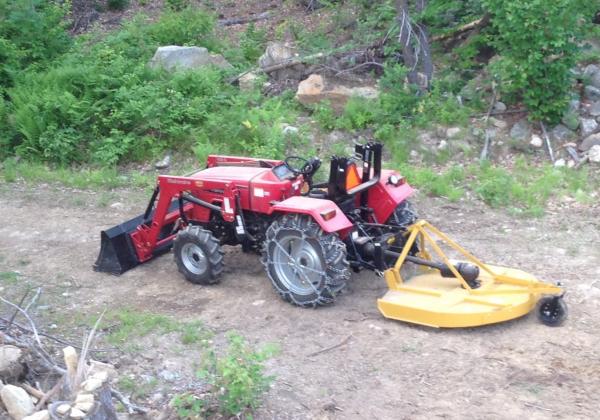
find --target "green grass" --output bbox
[1,159,155,190]
[118,375,158,400]
[0,271,20,286]
[103,308,212,346]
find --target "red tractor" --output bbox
[95,142,418,307]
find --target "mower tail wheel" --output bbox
[174,225,224,285]
[536,296,568,327]
[262,214,350,308]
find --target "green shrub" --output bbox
[173,332,278,417]
[107,0,130,11]
[482,0,581,123]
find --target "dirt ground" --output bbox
[1,181,599,419]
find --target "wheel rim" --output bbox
[272,234,324,296]
[181,243,208,275]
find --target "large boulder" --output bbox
[149,46,231,72]
[509,118,532,142]
[296,74,378,114]
[258,42,304,81]
[551,124,576,142]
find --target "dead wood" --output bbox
[432,15,490,42]
[218,11,271,27]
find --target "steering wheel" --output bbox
[284,156,313,176]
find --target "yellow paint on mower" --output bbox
[377,221,564,328]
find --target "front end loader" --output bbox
[95,142,566,328]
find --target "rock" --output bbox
[530,134,543,148]
[568,99,580,113]
[258,42,302,81]
[438,140,448,150]
[510,118,532,141]
[69,408,85,419]
[159,370,179,382]
[281,125,299,136]
[490,117,508,130]
[56,404,71,416]
[589,101,600,117]
[90,371,109,383]
[580,133,600,151]
[584,85,600,102]
[155,154,171,170]
[561,112,580,131]
[295,74,379,114]
[567,159,575,168]
[446,127,462,139]
[73,401,94,412]
[110,202,123,209]
[493,101,507,112]
[87,360,117,381]
[238,72,259,91]
[551,124,576,142]
[23,411,49,420]
[580,118,598,137]
[0,345,24,381]
[1,385,34,420]
[589,145,600,163]
[82,377,103,392]
[554,158,566,167]
[584,64,599,78]
[149,46,231,72]
[74,393,94,404]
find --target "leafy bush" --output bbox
[482,0,581,123]
[173,332,278,417]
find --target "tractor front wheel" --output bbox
[262,214,350,307]
[174,226,224,285]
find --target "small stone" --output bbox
[438,140,448,150]
[589,145,600,163]
[581,133,600,151]
[1,384,34,420]
[74,393,94,404]
[409,150,419,158]
[74,401,94,412]
[554,158,566,167]
[0,345,24,380]
[510,118,532,141]
[530,134,543,148]
[282,125,299,136]
[493,101,507,112]
[56,404,71,416]
[562,112,580,131]
[82,377,103,392]
[155,154,171,170]
[589,101,600,117]
[110,202,123,209]
[567,159,575,168]
[584,85,600,102]
[251,300,265,306]
[568,99,580,113]
[551,124,576,142]
[91,370,109,383]
[159,370,178,382]
[490,117,507,129]
[446,127,462,139]
[580,118,598,137]
[23,410,49,420]
[69,407,86,419]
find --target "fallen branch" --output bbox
[111,389,149,414]
[539,122,555,163]
[218,11,271,27]
[306,334,352,358]
[432,15,490,42]
[34,378,63,411]
[480,84,497,161]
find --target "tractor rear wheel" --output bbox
[262,214,350,307]
[174,226,224,285]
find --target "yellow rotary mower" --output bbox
[377,220,567,328]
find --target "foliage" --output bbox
[107,0,130,11]
[173,331,278,417]
[482,0,582,123]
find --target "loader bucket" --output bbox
[93,213,146,275]
[377,220,565,328]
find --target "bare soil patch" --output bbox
[0,182,599,419]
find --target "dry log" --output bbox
[218,12,271,27]
[432,15,490,42]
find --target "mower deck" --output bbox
[378,265,540,328]
[377,221,564,328]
